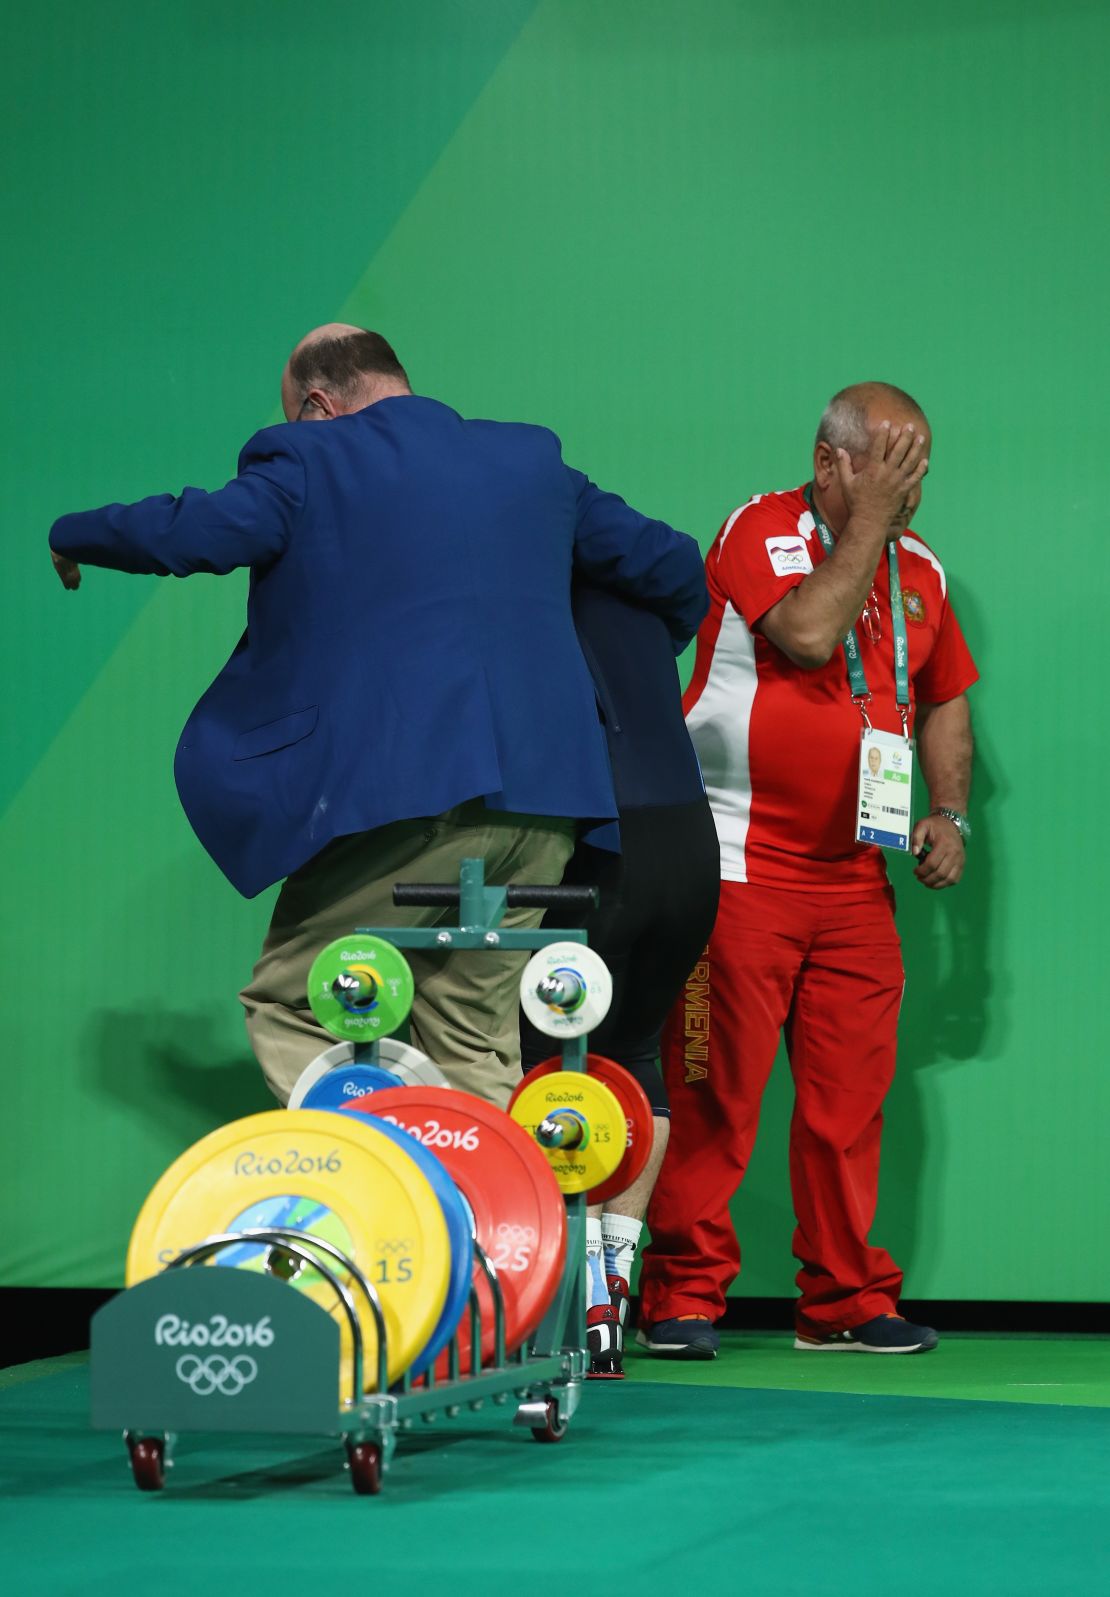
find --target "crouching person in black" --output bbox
[520,585,720,1377]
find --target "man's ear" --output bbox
[305,386,341,419]
[813,441,836,489]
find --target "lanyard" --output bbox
[805,486,911,735]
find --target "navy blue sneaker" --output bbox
[636,1316,720,1359]
[794,1313,939,1354]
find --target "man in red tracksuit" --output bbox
[638,382,978,1357]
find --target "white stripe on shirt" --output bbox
[685,600,758,882]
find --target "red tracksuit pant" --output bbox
[640,881,905,1337]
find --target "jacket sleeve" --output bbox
[48,429,305,578]
[567,467,708,650]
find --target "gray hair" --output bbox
[816,382,927,455]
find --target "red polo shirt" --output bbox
[684,485,979,891]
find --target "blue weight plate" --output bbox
[343,1110,472,1377]
[301,1064,403,1111]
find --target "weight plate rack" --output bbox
[91,857,605,1495]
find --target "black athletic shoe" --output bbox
[587,1304,624,1379]
[635,1316,720,1359]
[794,1313,939,1354]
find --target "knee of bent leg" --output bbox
[618,1055,670,1119]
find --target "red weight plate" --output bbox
[515,1055,655,1206]
[342,1088,566,1370]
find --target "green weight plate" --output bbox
[307,936,415,1042]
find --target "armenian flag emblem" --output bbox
[903,588,927,625]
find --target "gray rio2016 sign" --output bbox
[91,1266,342,1434]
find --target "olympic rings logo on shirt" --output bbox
[174,1354,259,1397]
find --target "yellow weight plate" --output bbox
[509,1072,626,1194]
[126,1109,450,1393]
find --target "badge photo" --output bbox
[855,728,914,853]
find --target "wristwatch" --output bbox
[931,807,972,843]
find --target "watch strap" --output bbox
[931,806,971,842]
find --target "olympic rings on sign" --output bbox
[174,1354,258,1397]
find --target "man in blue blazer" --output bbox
[49,325,708,1104]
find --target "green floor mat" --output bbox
[626,1331,1110,1407]
[1,1359,1107,1595]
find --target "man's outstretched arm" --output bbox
[48,430,305,586]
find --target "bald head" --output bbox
[816,382,928,455]
[281,325,411,421]
[812,381,932,534]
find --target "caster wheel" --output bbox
[128,1436,165,1491]
[347,1441,383,1495]
[531,1400,568,1443]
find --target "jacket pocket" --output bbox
[233,705,319,760]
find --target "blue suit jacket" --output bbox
[572,586,705,813]
[50,396,707,897]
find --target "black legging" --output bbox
[520,797,720,1113]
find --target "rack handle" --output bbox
[392,883,598,910]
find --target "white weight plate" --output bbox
[288,1038,450,1109]
[519,941,613,1039]
[379,1039,451,1088]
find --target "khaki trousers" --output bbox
[240,803,575,1108]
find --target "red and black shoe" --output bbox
[586,1303,624,1379]
[607,1274,631,1332]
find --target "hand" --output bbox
[51,550,81,590]
[911,813,965,889]
[835,421,929,535]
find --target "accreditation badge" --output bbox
[856,728,914,852]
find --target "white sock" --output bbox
[602,1214,643,1288]
[585,1217,610,1310]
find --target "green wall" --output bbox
[4,0,1107,1299]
